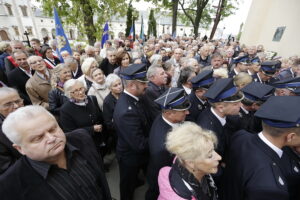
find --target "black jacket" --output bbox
[103,92,117,131]
[100,58,118,76]
[0,129,112,200]
[7,67,34,105]
[48,88,68,116]
[186,91,208,122]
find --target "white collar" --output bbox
[234,68,239,75]
[182,85,192,95]
[196,95,205,104]
[241,106,249,114]
[258,132,283,158]
[162,116,179,128]
[124,90,139,101]
[247,70,254,75]
[257,73,263,83]
[19,67,32,77]
[72,67,79,76]
[211,107,226,126]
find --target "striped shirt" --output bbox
[28,143,104,200]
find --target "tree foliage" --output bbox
[147,9,157,37]
[125,2,139,37]
[37,0,127,45]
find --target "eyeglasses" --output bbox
[0,99,24,109]
[30,59,44,65]
[71,87,85,94]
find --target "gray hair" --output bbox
[2,105,55,145]
[64,56,77,67]
[0,87,19,98]
[0,41,10,52]
[81,57,98,75]
[106,74,121,89]
[50,64,69,88]
[49,39,57,48]
[147,64,162,80]
[85,45,95,52]
[149,54,162,65]
[64,79,86,98]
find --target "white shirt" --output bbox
[182,85,192,95]
[258,132,283,158]
[124,90,139,101]
[241,106,249,114]
[211,107,226,126]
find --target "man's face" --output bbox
[211,56,223,68]
[292,66,300,77]
[30,41,41,51]
[195,88,207,99]
[275,88,293,96]
[14,114,66,163]
[174,49,183,61]
[0,92,23,117]
[94,47,100,56]
[168,109,189,123]
[125,40,131,47]
[190,60,200,73]
[86,49,95,57]
[152,68,168,86]
[134,81,148,96]
[247,46,257,56]
[237,63,248,72]
[29,57,46,72]
[107,51,117,64]
[222,101,242,115]
[14,52,29,69]
[200,48,210,57]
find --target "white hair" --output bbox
[0,41,10,52]
[81,57,98,75]
[85,45,95,52]
[149,54,162,65]
[0,87,18,98]
[105,74,121,89]
[2,106,55,145]
[146,64,162,80]
[63,79,86,98]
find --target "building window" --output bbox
[12,26,20,36]
[41,19,43,22]
[20,6,28,17]
[0,30,10,41]
[5,4,13,16]
[26,27,33,35]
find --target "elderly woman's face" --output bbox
[59,67,72,83]
[70,82,86,101]
[92,69,105,84]
[193,142,221,175]
[110,79,123,95]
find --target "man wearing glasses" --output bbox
[25,56,52,109]
[0,87,24,174]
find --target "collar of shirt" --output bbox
[234,68,239,76]
[36,70,50,80]
[19,67,33,77]
[182,85,192,95]
[258,132,283,158]
[195,94,206,105]
[27,143,79,179]
[162,116,179,128]
[124,90,139,101]
[72,67,79,77]
[257,73,263,83]
[241,105,249,114]
[211,107,226,126]
[247,70,254,75]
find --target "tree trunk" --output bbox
[172,0,179,36]
[209,0,226,40]
[80,0,96,45]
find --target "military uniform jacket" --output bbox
[147,115,173,188]
[223,130,290,200]
[186,91,207,122]
[238,108,262,134]
[113,92,150,164]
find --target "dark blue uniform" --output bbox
[146,115,173,200]
[223,130,290,200]
[186,91,207,122]
[113,92,150,200]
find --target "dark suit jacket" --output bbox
[113,92,150,165]
[186,91,207,122]
[100,58,118,76]
[0,129,112,200]
[7,67,33,105]
[222,131,290,200]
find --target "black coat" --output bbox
[100,58,118,76]
[0,115,22,174]
[113,92,150,164]
[0,129,111,200]
[103,92,117,131]
[186,91,207,122]
[4,57,15,74]
[7,67,33,105]
[222,130,290,200]
[238,108,262,133]
[48,88,68,116]
[147,115,173,199]
[141,81,166,124]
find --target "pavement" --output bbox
[104,153,148,200]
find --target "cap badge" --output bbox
[278,176,284,185]
[294,166,299,173]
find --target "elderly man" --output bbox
[80,46,102,65]
[146,88,190,200]
[113,63,151,200]
[7,50,34,105]
[100,48,118,76]
[142,64,168,123]
[223,96,300,200]
[185,57,200,74]
[278,58,300,80]
[166,48,183,87]
[202,52,224,71]
[177,67,196,95]
[4,40,25,73]
[0,87,23,174]
[0,105,111,200]
[25,56,52,109]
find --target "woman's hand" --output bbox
[93,124,103,132]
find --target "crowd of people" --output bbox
[0,33,300,200]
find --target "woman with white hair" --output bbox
[48,64,72,116]
[78,57,98,91]
[88,68,109,110]
[102,74,123,152]
[149,54,163,66]
[60,79,106,156]
[158,122,221,200]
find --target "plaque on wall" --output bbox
[272,26,286,42]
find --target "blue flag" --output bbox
[129,26,134,40]
[140,16,144,41]
[54,8,72,62]
[101,22,109,48]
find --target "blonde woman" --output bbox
[77,57,98,91]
